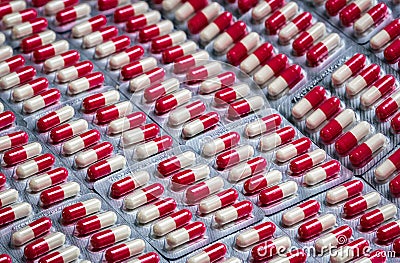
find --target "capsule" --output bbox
[228,96,265,119]
[346,64,380,96]
[187,3,220,35]
[96,36,130,59]
[71,15,107,38]
[335,121,370,155]
[259,181,298,205]
[144,78,179,103]
[0,111,15,130]
[154,89,191,115]
[376,91,400,121]
[339,0,373,27]
[24,232,66,259]
[0,189,17,208]
[199,11,232,43]
[0,202,31,226]
[320,109,356,143]
[29,167,69,192]
[307,33,341,66]
[43,50,80,73]
[110,171,149,198]
[344,192,381,218]
[171,164,210,189]
[187,243,227,263]
[153,209,192,236]
[166,221,206,248]
[0,55,25,78]
[214,84,249,105]
[138,20,173,43]
[20,30,56,53]
[0,46,12,63]
[213,21,247,53]
[330,238,369,262]
[129,67,165,92]
[243,170,282,194]
[240,42,274,73]
[57,61,94,83]
[199,188,238,214]
[375,148,400,180]
[113,2,149,22]
[252,0,284,20]
[0,1,26,19]
[202,132,240,157]
[292,86,326,119]
[306,97,340,129]
[82,91,119,112]
[289,149,326,174]
[137,197,177,224]
[82,26,118,48]
[349,133,386,167]
[125,11,161,32]
[229,157,267,182]
[185,176,224,204]
[361,75,395,107]
[40,182,80,206]
[124,183,164,210]
[3,142,42,166]
[354,3,388,34]
[227,32,260,66]
[68,72,105,95]
[332,53,366,86]
[76,211,117,235]
[75,141,113,167]
[96,101,133,124]
[121,57,157,80]
[62,129,101,155]
[173,50,210,74]
[107,111,145,135]
[215,145,254,170]
[38,246,80,263]
[360,204,397,229]
[253,54,288,85]
[276,137,312,162]
[11,217,52,246]
[298,214,336,240]
[292,22,326,56]
[33,40,69,62]
[134,135,173,159]
[109,47,144,70]
[24,88,61,113]
[0,131,28,152]
[104,239,146,263]
[370,19,400,50]
[314,225,353,252]
[174,0,208,22]
[182,112,219,138]
[87,155,126,181]
[62,198,101,223]
[36,106,74,132]
[16,153,55,179]
[162,41,197,64]
[157,151,195,177]
[0,66,36,90]
[260,127,296,152]
[265,2,298,35]
[325,0,350,16]
[12,17,48,39]
[251,236,292,261]
[236,221,276,248]
[13,78,48,102]
[55,3,91,25]
[304,160,341,186]
[121,123,159,146]
[326,179,364,204]
[168,100,205,126]
[44,0,78,15]
[151,31,186,54]
[279,12,312,43]
[282,199,320,226]
[90,225,131,249]
[268,65,303,96]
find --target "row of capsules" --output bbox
[94,145,264,261]
[271,178,400,262]
[186,108,353,216]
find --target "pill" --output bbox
[289,149,326,174]
[68,72,105,94]
[38,245,80,263]
[166,221,206,248]
[12,17,48,39]
[182,112,219,138]
[320,109,355,143]
[57,61,94,83]
[236,221,276,248]
[134,135,173,159]
[157,151,195,177]
[260,181,298,205]
[213,21,247,53]
[238,0,258,13]
[187,3,221,34]
[332,53,366,86]
[251,236,291,261]
[96,101,133,124]
[361,75,395,107]
[343,192,381,217]
[326,179,364,204]
[24,88,61,113]
[36,106,74,133]
[87,155,126,181]
[129,67,165,92]
[0,55,25,78]
[227,32,260,66]
[124,183,164,210]
[90,224,131,249]
[279,12,312,43]
[282,199,320,226]
[375,148,400,180]
[95,35,131,59]
[228,96,265,119]
[243,170,282,194]
[71,17,107,40]
[215,145,254,169]
[44,0,78,15]
[138,20,173,43]
[153,209,192,236]
[82,90,120,112]
[349,133,386,167]
[185,176,224,204]
[199,11,232,43]
[325,0,350,16]
[306,96,340,129]
[174,0,208,22]
[314,225,352,252]
[110,171,149,198]
[121,57,157,80]
[240,42,274,73]
[33,40,69,62]
[108,112,148,137]
[298,214,336,240]
[125,11,161,32]
[229,157,267,182]
[161,0,182,11]
[214,84,250,105]
[346,64,380,96]
[353,250,386,263]
[98,0,129,11]
[0,189,17,208]
[43,50,80,73]
[76,211,117,235]
[137,197,177,224]
[0,65,36,90]
[375,219,400,242]
[253,54,288,85]
[154,89,191,115]
[265,2,298,35]
[331,238,370,262]
[122,123,159,146]
[335,121,370,155]
[292,22,326,56]
[360,204,397,229]
[0,202,31,226]
[252,0,284,20]
[61,198,102,224]
[24,232,65,259]
[20,30,55,53]
[162,41,197,64]
[199,71,236,94]
[260,127,296,152]
[13,78,49,102]
[113,2,149,22]
[0,111,15,130]
[376,91,400,121]
[0,131,28,152]
[304,160,341,186]
[16,153,55,179]
[83,26,118,48]
[269,249,307,263]
[151,31,187,54]
[3,142,42,166]
[199,188,238,214]
[187,243,227,263]
[62,129,101,155]
[339,0,373,27]
[171,164,210,189]
[75,141,113,167]
[55,3,91,25]
[202,132,239,157]
[354,3,388,34]
[391,112,400,133]
[292,86,326,119]
[29,167,69,192]
[104,239,146,263]
[389,174,400,194]
[40,181,80,206]
[268,65,303,96]
[370,19,400,50]
[173,50,210,74]
[11,217,52,246]
[276,137,311,163]
[144,78,179,103]
[307,33,341,66]
[245,114,281,138]
[0,1,26,19]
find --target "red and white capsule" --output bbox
[75,141,113,167]
[354,3,388,34]
[0,55,25,78]
[110,170,149,198]
[199,188,238,214]
[16,153,55,179]
[2,8,37,28]
[306,97,341,130]
[292,86,326,119]
[157,151,196,176]
[251,236,292,261]
[346,64,380,96]
[202,132,240,157]
[343,192,381,217]
[75,211,117,235]
[279,12,313,43]
[82,26,118,48]
[61,198,102,223]
[153,209,192,236]
[129,67,165,92]
[0,131,28,152]
[68,72,105,94]
[298,214,336,240]
[55,3,91,25]
[171,165,210,190]
[82,90,120,112]
[162,41,197,64]
[182,112,219,138]
[314,225,353,252]
[236,221,276,248]
[0,202,32,226]
[330,238,370,262]
[87,155,126,181]
[214,84,250,105]
[113,2,149,22]
[29,167,69,192]
[124,183,164,210]
[376,91,400,121]
[174,0,208,22]
[90,225,131,249]
[375,148,400,180]
[276,137,312,162]
[12,17,48,39]
[339,0,373,27]
[245,114,282,138]
[199,11,233,43]
[187,243,227,263]
[173,50,210,74]
[320,109,356,143]
[252,0,284,20]
[125,11,161,32]
[0,66,36,90]
[3,142,42,166]
[13,78,49,102]
[303,160,341,186]
[104,239,146,263]
[260,127,296,151]
[144,78,179,102]
[359,204,397,229]
[215,145,254,170]
[166,221,206,248]
[72,14,107,38]
[33,40,69,62]
[326,179,364,204]
[20,30,56,53]
[226,32,260,66]
[134,135,173,159]
[335,121,370,156]
[240,42,274,74]
[95,35,131,59]
[253,54,288,85]
[151,31,187,53]
[259,181,298,205]
[38,246,80,263]
[213,21,247,53]
[23,89,61,113]
[229,156,267,182]
[24,232,66,259]
[121,57,157,80]
[108,112,147,136]
[40,182,80,206]
[243,170,283,194]
[349,133,386,167]
[187,3,221,35]
[228,96,265,119]
[57,61,94,83]
[138,20,174,43]
[0,189,18,208]
[43,50,80,73]
[122,124,159,146]
[289,149,326,174]
[137,198,177,224]
[370,18,400,50]
[268,65,303,96]
[185,177,224,204]
[361,75,395,107]
[332,53,366,85]
[36,105,74,132]
[0,111,16,130]
[306,33,341,66]
[292,22,326,56]
[215,200,253,225]
[0,1,26,19]
[265,2,298,35]
[44,0,78,15]
[282,199,320,226]
[62,129,101,155]
[11,217,52,246]
[96,101,133,124]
